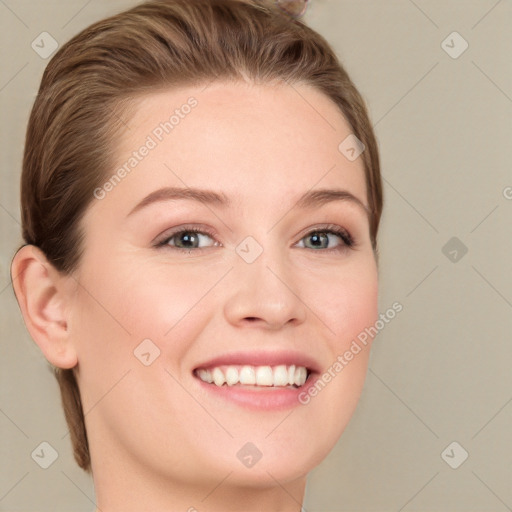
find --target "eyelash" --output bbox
[154,224,356,254]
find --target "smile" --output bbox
[195,364,309,387]
[192,350,319,410]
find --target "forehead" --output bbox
[95,80,368,217]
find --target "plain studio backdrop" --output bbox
[1,1,511,511]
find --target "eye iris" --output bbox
[307,232,328,249]
[176,232,199,248]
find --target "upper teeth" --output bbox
[196,365,308,387]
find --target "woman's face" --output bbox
[72,81,378,492]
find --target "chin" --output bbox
[202,431,337,488]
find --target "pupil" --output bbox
[180,233,196,247]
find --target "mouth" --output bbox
[194,364,310,388]
[192,351,319,410]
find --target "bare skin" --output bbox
[12,80,378,512]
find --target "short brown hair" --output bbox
[20,0,383,472]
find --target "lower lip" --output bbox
[194,374,318,410]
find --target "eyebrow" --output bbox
[127,186,370,217]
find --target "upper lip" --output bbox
[193,350,321,374]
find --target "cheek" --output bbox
[295,255,378,449]
[75,254,209,342]
[68,259,168,389]
[310,255,379,351]
[70,260,216,474]
[70,256,218,409]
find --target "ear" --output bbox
[11,244,78,369]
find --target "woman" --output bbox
[11,0,383,510]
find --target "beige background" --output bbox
[1,0,511,511]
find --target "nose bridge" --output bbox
[223,234,307,329]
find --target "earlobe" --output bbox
[11,244,78,369]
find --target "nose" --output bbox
[223,246,308,330]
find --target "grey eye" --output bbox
[165,230,216,249]
[296,230,348,250]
